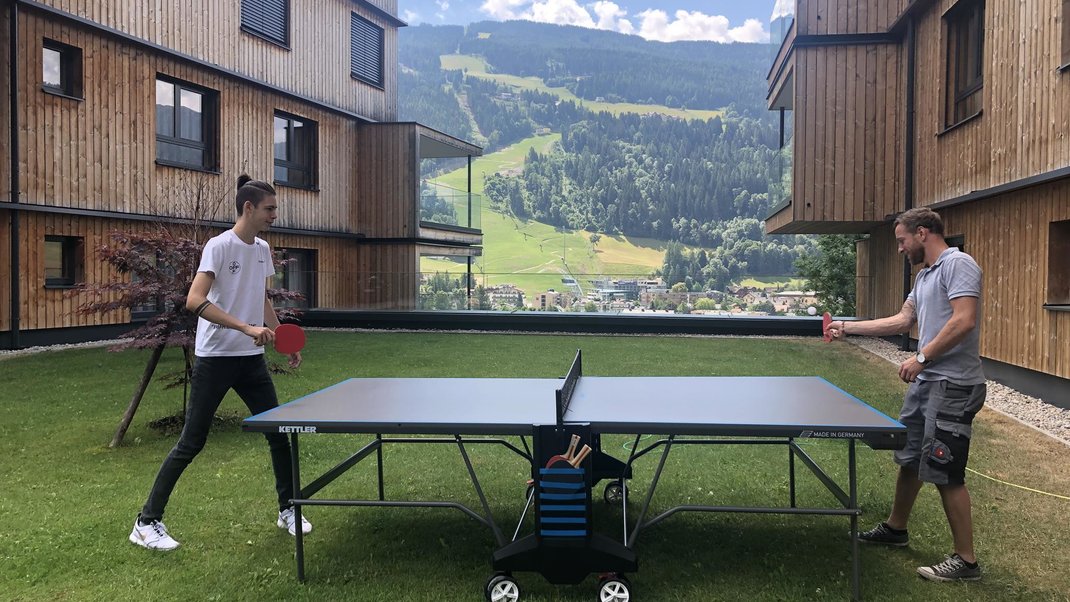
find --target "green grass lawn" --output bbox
[2,332,1069,601]
[440,54,724,121]
[737,276,809,290]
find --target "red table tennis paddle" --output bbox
[545,434,582,468]
[822,312,833,343]
[274,324,306,354]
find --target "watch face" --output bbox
[916,353,927,365]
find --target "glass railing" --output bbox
[768,110,793,216]
[420,180,482,231]
[770,1,796,46]
[277,270,818,316]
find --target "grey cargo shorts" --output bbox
[895,379,986,485]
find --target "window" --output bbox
[273,111,318,189]
[42,39,83,99]
[944,0,985,128]
[1048,220,1070,306]
[130,256,165,319]
[156,76,218,171]
[271,248,317,308]
[44,236,83,287]
[241,0,289,47]
[1062,0,1070,69]
[350,13,384,87]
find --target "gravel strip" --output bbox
[0,339,126,359]
[5,331,1067,445]
[848,336,1070,446]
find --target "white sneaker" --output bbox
[129,517,180,551]
[277,507,312,536]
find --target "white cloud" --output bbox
[637,10,767,43]
[478,2,766,43]
[436,0,451,10]
[528,0,596,27]
[592,1,633,34]
[480,0,529,20]
[771,0,795,21]
[402,9,419,23]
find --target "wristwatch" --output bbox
[915,352,930,365]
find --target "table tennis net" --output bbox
[555,350,582,426]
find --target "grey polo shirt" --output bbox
[907,247,985,385]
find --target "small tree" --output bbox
[71,172,302,447]
[795,234,857,316]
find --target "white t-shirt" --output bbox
[194,230,276,357]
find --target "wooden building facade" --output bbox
[1,0,483,347]
[768,0,1070,404]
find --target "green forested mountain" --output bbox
[398,21,811,289]
[458,21,770,112]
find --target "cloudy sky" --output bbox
[399,0,788,44]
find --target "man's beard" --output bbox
[910,247,925,265]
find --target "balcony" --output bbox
[420,180,482,237]
[356,122,482,247]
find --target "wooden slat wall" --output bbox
[796,0,910,35]
[17,13,359,233]
[355,244,417,309]
[268,232,359,309]
[356,123,416,238]
[351,122,419,309]
[0,6,10,203]
[861,183,1070,379]
[855,236,871,318]
[914,0,1070,205]
[11,213,374,330]
[36,0,397,121]
[789,44,904,228]
[855,225,908,322]
[15,213,146,330]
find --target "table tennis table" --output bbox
[244,350,905,601]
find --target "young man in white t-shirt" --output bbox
[129,176,310,551]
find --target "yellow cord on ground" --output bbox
[966,467,1070,500]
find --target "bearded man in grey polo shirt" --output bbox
[825,207,985,583]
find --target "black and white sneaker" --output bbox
[917,553,981,582]
[857,522,909,547]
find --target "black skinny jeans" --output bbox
[140,355,294,522]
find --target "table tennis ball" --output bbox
[807,306,817,316]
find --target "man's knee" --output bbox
[172,434,209,461]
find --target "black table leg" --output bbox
[291,433,305,582]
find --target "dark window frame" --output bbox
[943,0,985,130]
[1047,220,1070,307]
[41,38,83,100]
[240,0,291,49]
[155,74,219,172]
[130,254,166,320]
[350,12,385,88]
[1061,0,1070,71]
[273,110,319,191]
[272,247,317,309]
[44,235,84,288]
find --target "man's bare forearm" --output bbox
[841,300,915,337]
